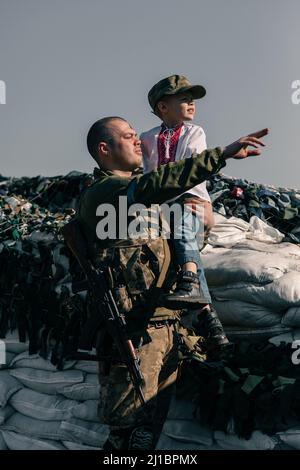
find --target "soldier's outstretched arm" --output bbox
[127,128,269,206]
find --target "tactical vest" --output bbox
[88,225,181,325]
[78,167,182,327]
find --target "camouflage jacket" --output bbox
[77,147,226,329]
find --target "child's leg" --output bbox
[163,207,229,350]
[172,201,205,268]
[164,208,211,307]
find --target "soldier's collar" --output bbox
[93,166,113,179]
[93,166,143,180]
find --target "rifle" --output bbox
[61,219,146,406]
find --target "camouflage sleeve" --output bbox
[127,147,225,206]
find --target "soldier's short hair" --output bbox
[87,116,126,162]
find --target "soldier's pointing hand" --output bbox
[223,128,269,160]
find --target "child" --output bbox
[140,75,229,350]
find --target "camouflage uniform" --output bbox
[98,322,180,442]
[77,147,226,448]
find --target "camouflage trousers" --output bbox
[98,321,182,446]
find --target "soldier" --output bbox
[77,116,268,450]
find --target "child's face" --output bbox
[158,92,196,124]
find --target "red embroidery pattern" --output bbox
[157,123,183,166]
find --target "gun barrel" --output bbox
[136,385,146,406]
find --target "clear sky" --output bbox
[0,0,299,188]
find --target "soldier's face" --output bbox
[106,120,142,171]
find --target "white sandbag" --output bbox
[155,431,223,450]
[248,216,284,244]
[2,413,69,441]
[71,400,99,422]
[0,370,22,407]
[224,324,292,341]
[211,272,300,311]
[159,399,225,449]
[214,430,276,450]
[1,430,65,450]
[206,216,249,247]
[74,361,99,374]
[0,405,14,424]
[9,368,84,395]
[10,388,78,421]
[10,351,76,371]
[269,329,300,346]
[212,300,282,327]
[0,351,16,369]
[203,238,300,257]
[206,215,284,248]
[62,441,101,450]
[2,330,29,354]
[282,307,300,327]
[276,427,300,449]
[0,431,8,450]
[162,419,213,446]
[202,248,300,287]
[60,373,100,400]
[60,418,109,447]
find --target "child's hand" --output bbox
[183,198,215,231]
[223,128,269,160]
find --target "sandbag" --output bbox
[2,413,69,441]
[212,300,282,327]
[1,430,65,450]
[10,351,76,371]
[282,307,300,328]
[214,430,276,450]
[73,361,99,374]
[224,324,292,341]
[248,216,285,244]
[206,216,249,247]
[202,248,300,287]
[206,215,284,248]
[10,388,78,421]
[0,405,14,425]
[0,431,8,450]
[60,373,100,400]
[2,330,29,354]
[71,400,99,422]
[269,329,300,346]
[60,418,109,447]
[62,440,101,450]
[203,238,300,257]
[276,427,300,450]
[162,419,213,446]
[211,272,300,311]
[9,368,84,395]
[155,432,222,450]
[0,352,16,369]
[0,370,22,407]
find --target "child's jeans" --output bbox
[169,199,212,304]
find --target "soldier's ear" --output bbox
[98,141,110,156]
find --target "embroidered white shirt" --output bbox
[140,123,211,202]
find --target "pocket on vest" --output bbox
[118,246,156,295]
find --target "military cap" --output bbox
[148,74,206,110]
